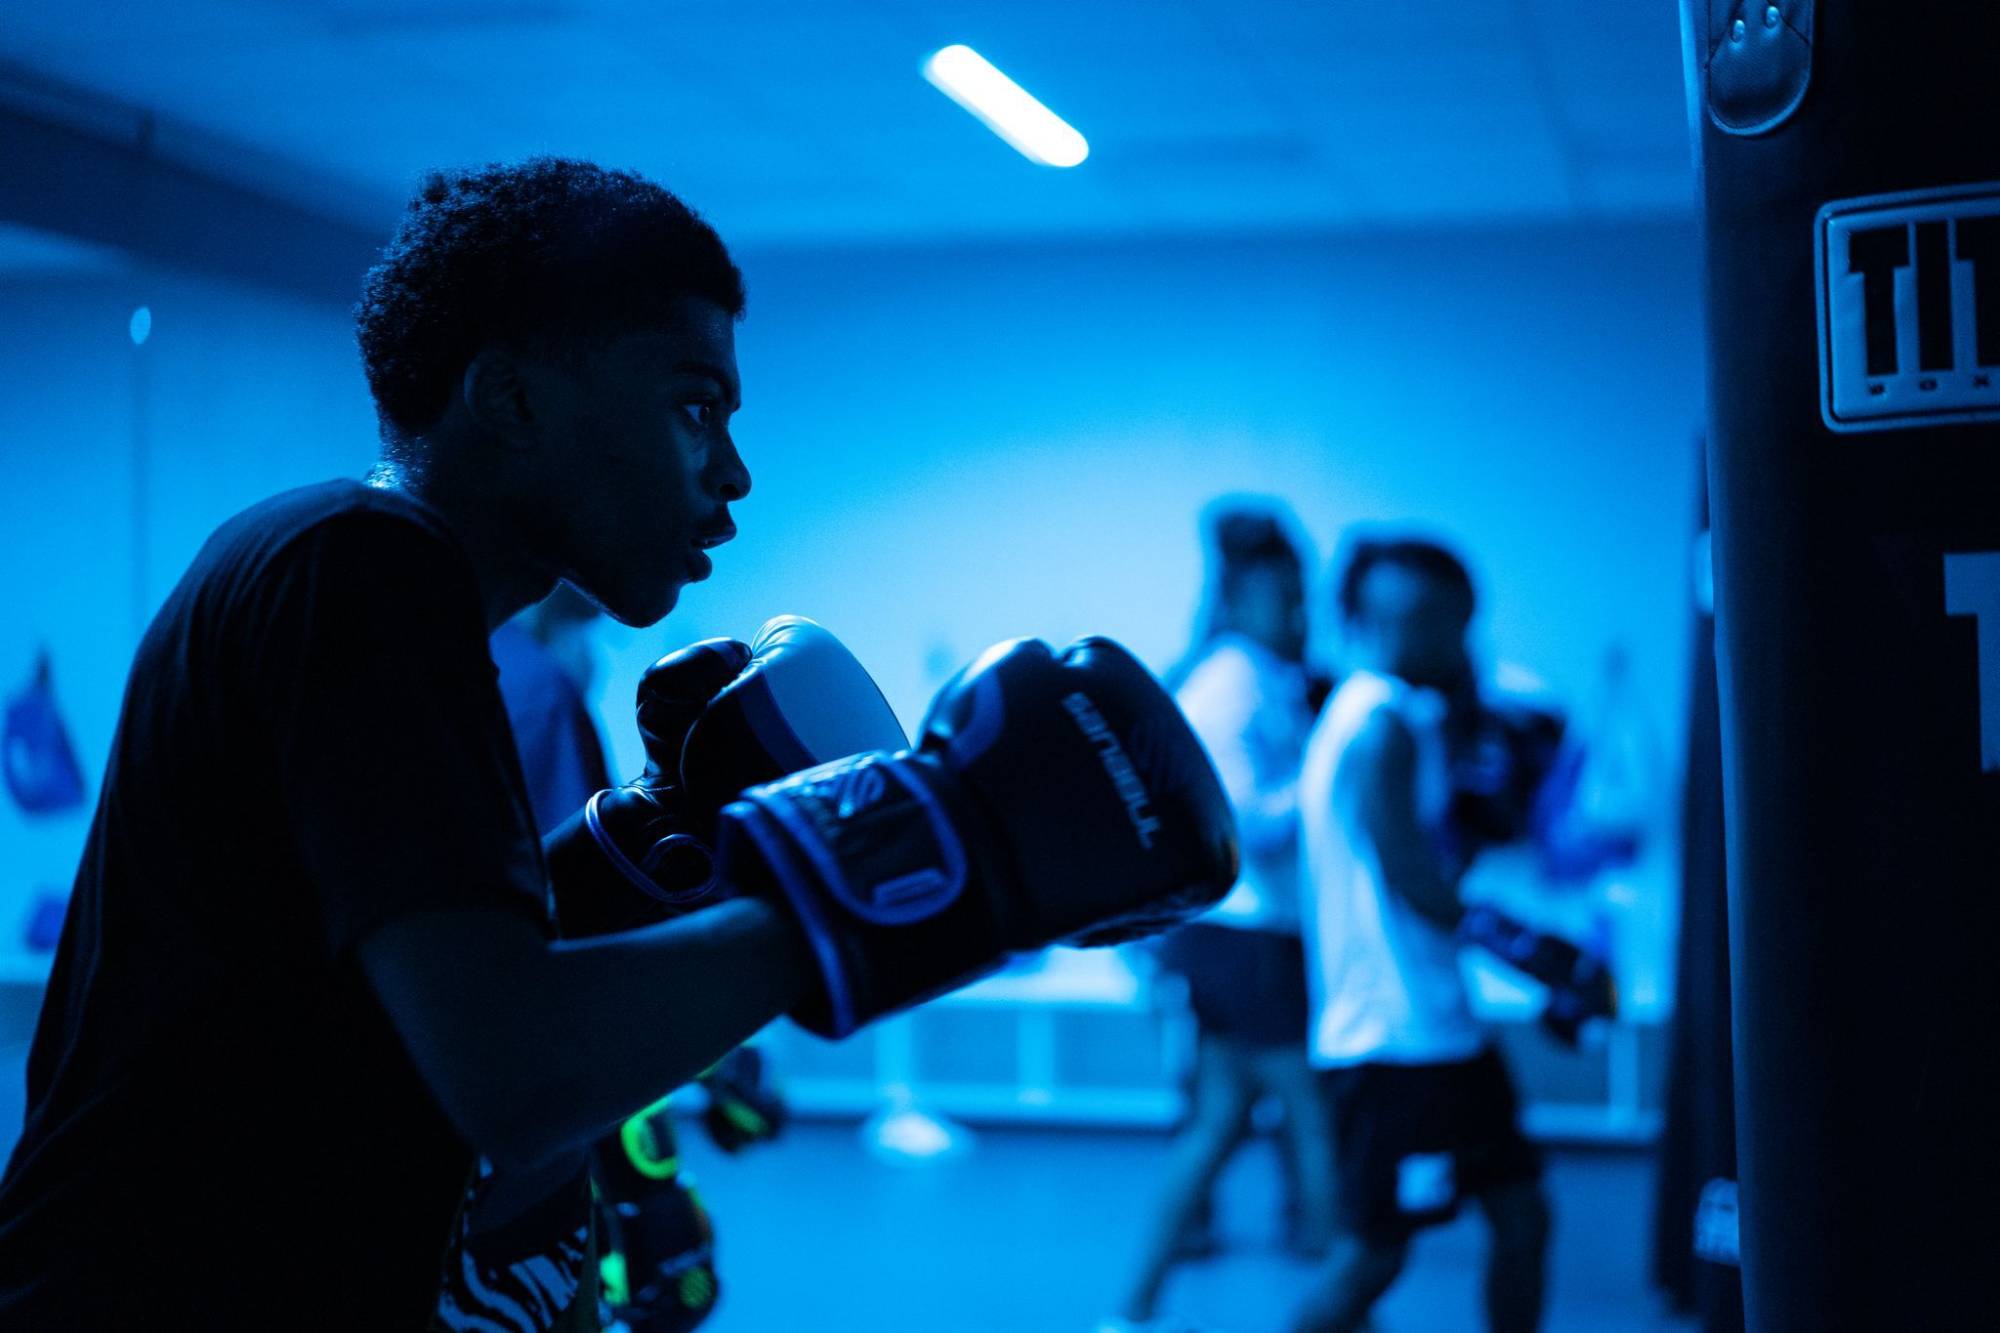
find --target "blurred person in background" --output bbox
[1290,537,1551,1333]
[1104,501,1333,1333]
[492,584,615,832]
[486,586,784,1332]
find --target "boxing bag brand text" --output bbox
[1817,183,2000,433]
[1061,691,1162,849]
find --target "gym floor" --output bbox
[0,1030,1689,1331]
[681,1119,1698,1332]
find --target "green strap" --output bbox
[619,1112,681,1181]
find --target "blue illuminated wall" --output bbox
[0,219,1703,949]
[611,221,1706,775]
[0,270,375,933]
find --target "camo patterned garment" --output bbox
[434,1155,600,1333]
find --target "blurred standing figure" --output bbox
[1106,501,1333,1333]
[483,588,754,1333]
[1290,539,1549,1333]
[490,583,614,832]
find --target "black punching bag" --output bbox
[1652,438,1743,1331]
[1684,3,2000,1329]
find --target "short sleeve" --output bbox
[255,510,549,959]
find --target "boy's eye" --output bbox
[680,401,715,432]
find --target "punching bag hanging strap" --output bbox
[1701,0,1816,135]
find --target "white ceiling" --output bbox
[3,0,1695,249]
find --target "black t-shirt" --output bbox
[0,481,555,1328]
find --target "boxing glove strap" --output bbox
[582,787,725,910]
[723,753,973,1038]
[742,755,967,926]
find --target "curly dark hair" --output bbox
[1164,497,1309,686]
[355,158,745,442]
[1336,534,1476,624]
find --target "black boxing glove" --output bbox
[1459,903,1617,1047]
[716,636,1240,1038]
[546,617,907,937]
[678,615,909,825]
[545,637,751,938]
[1441,699,1565,863]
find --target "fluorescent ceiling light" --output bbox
[922,44,1088,168]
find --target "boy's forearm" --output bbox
[361,894,812,1171]
[512,896,812,1163]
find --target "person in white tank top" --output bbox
[1291,537,1550,1333]
[1300,667,1481,1064]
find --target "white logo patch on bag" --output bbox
[1817,182,2000,432]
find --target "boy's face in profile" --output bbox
[527,296,749,626]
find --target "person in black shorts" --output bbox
[1104,503,1333,1333]
[1290,539,1550,1333]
